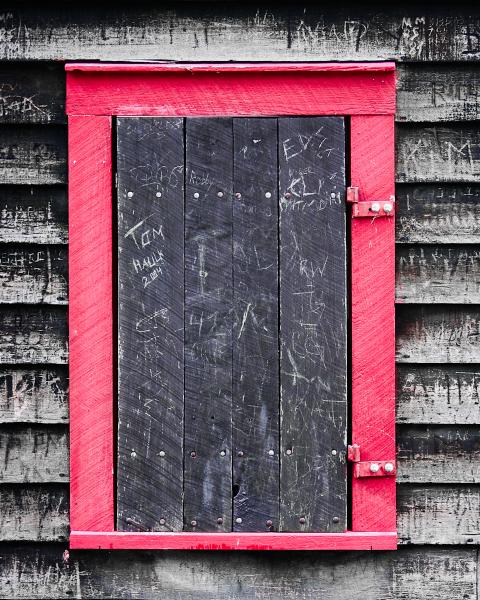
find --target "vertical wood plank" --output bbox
[278,117,347,532]
[184,118,233,532]
[69,115,114,532]
[232,118,279,532]
[117,117,184,532]
[350,115,396,532]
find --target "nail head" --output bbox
[237,451,244,457]
[286,448,292,455]
[370,463,380,473]
[383,202,393,213]
[193,192,200,199]
[159,518,166,526]
[190,520,197,527]
[220,450,226,457]
[268,449,275,456]
[265,192,272,199]
[127,191,134,198]
[384,462,394,473]
[156,192,162,198]
[190,451,196,458]
[235,192,242,199]
[331,450,337,456]
[333,516,340,524]
[217,191,224,198]
[236,517,242,524]
[266,520,273,527]
[217,517,223,525]
[371,202,380,213]
[159,450,166,457]
[299,517,306,525]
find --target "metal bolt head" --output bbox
[268,449,275,456]
[265,192,272,199]
[266,519,273,527]
[299,517,306,525]
[130,450,136,458]
[235,192,242,199]
[383,202,393,213]
[285,448,292,455]
[156,192,162,198]
[237,450,244,457]
[220,450,226,457]
[127,191,134,198]
[193,192,200,199]
[371,202,381,213]
[331,192,337,199]
[217,191,224,198]
[190,520,197,527]
[331,450,337,456]
[333,516,340,524]
[159,518,166,526]
[158,450,166,458]
[190,451,196,458]
[236,517,242,524]
[370,463,380,473]
[217,517,223,525]
[384,462,394,473]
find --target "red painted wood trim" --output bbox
[69,115,114,532]
[66,62,395,73]
[350,115,396,532]
[66,65,395,117]
[70,531,397,551]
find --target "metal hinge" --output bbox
[347,444,396,478]
[346,187,395,218]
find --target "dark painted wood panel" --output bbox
[117,117,184,532]
[396,184,480,244]
[396,245,480,304]
[0,367,68,424]
[4,8,480,62]
[279,117,347,532]
[396,124,480,183]
[397,365,480,425]
[232,117,279,532]
[0,63,65,124]
[397,64,480,122]
[0,545,477,600]
[0,307,67,364]
[397,426,480,483]
[0,425,68,482]
[396,306,480,363]
[0,126,67,185]
[0,245,68,304]
[184,118,233,532]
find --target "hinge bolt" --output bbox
[383,202,393,213]
[370,463,380,473]
[370,203,380,213]
[384,462,394,473]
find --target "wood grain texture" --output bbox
[397,365,480,424]
[0,546,475,600]
[396,184,480,244]
[0,307,67,364]
[397,426,480,483]
[184,118,233,532]
[397,64,480,122]
[396,124,480,183]
[397,485,480,545]
[279,117,347,533]
[232,118,279,532]
[0,126,66,185]
[5,8,480,62]
[396,245,480,304]
[396,306,480,363]
[0,485,68,541]
[116,117,184,533]
[0,63,65,124]
[0,367,68,424]
[0,426,68,483]
[0,186,68,245]
[0,245,67,304]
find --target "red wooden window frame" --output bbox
[67,62,396,551]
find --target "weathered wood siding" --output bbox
[0,6,480,599]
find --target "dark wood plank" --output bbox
[0,367,68,424]
[0,244,68,304]
[396,245,480,304]
[0,125,66,185]
[232,118,279,532]
[117,117,184,532]
[397,425,480,483]
[396,184,480,244]
[396,306,480,363]
[0,306,67,364]
[184,118,233,532]
[397,64,480,122]
[278,117,347,532]
[397,365,480,425]
[0,63,65,124]
[396,124,480,183]
[0,425,68,482]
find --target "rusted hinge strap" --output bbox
[346,186,395,218]
[347,444,396,478]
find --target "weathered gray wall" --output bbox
[0,5,480,599]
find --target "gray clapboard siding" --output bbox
[397,485,480,545]
[0,307,67,364]
[396,245,480,304]
[0,546,476,600]
[396,184,480,244]
[2,9,480,62]
[0,63,65,125]
[397,426,480,483]
[396,306,480,363]
[396,125,480,183]
[0,484,68,541]
[0,426,68,483]
[0,367,68,423]
[0,186,67,245]
[397,64,480,122]
[0,245,67,304]
[0,126,67,185]
[396,365,480,424]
